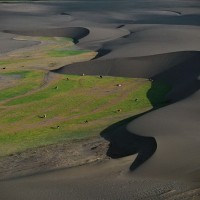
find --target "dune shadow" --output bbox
[99,51,200,171]
[117,25,125,29]
[100,80,170,171]
[3,27,90,42]
[53,50,200,171]
[92,48,111,60]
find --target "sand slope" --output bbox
[0,0,200,199]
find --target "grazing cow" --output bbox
[117,84,122,87]
[135,98,139,102]
[100,75,103,78]
[84,120,88,123]
[117,109,122,112]
[57,126,60,129]
[82,73,85,76]
[39,114,46,118]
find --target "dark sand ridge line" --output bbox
[101,112,157,172]
[160,10,182,15]
[0,1,200,33]
[3,27,90,42]
[55,51,200,102]
[0,52,199,181]
[127,90,200,180]
[54,51,194,82]
[2,26,130,54]
[2,2,200,56]
[115,10,182,16]
[1,10,198,179]
[89,25,200,59]
[82,11,199,26]
[77,26,130,50]
[51,9,200,30]
[101,53,200,179]
[127,91,200,180]
[0,1,199,199]
[2,24,200,58]
[23,24,194,59]
[54,51,200,176]
[55,8,196,25]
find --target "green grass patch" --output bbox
[0,70,45,101]
[0,59,22,66]
[7,78,77,105]
[39,36,74,43]
[0,71,171,156]
[48,49,91,57]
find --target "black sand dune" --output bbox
[101,112,157,171]
[82,25,200,59]
[77,26,130,50]
[54,51,193,79]
[0,0,200,199]
[55,51,200,177]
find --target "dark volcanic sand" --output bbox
[0,0,200,199]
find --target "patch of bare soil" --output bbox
[0,74,21,90]
[0,137,109,180]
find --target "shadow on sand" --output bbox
[92,48,111,60]
[100,81,169,171]
[54,51,200,171]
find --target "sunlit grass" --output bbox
[0,70,170,156]
[48,49,91,57]
[0,70,44,101]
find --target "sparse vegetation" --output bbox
[0,70,44,101]
[0,70,170,156]
[48,49,91,57]
[0,36,96,70]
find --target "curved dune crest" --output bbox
[101,115,157,171]
[54,51,194,79]
[78,27,130,48]
[0,0,200,199]
[3,27,90,40]
[55,50,200,179]
[55,51,200,102]
[93,26,200,59]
